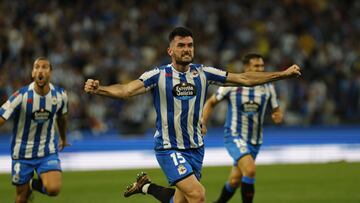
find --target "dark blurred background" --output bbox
[0,0,359,136]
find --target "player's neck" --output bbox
[34,84,50,96]
[172,63,189,73]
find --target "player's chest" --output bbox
[159,71,204,101]
[230,86,270,113]
[20,93,62,123]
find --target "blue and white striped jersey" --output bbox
[215,84,279,145]
[140,63,227,150]
[0,82,68,159]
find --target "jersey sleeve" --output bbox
[203,66,228,85]
[215,87,231,101]
[0,90,23,120]
[139,68,160,91]
[268,84,279,109]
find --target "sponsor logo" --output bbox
[172,82,196,100]
[241,101,260,114]
[32,108,51,123]
[27,98,33,104]
[177,164,187,175]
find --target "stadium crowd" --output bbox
[0,0,359,134]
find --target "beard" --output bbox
[175,54,194,66]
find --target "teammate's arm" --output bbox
[84,79,146,99]
[0,117,6,127]
[57,114,69,151]
[201,95,221,135]
[271,107,283,124]
[225,64,301,86]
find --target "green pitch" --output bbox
[1,162,359,203]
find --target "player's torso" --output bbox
[228,85,271,116]
[153,65,208,149]
[12,84,64,159]
[225,85,271,144]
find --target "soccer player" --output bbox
[0,57,69,203]
[84,27,300,203]
[202,53,283,203]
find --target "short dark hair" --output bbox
[242,53,263,65]
[168,27,193,42]
[34,57,52,69]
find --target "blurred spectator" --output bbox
[0,0,359,135]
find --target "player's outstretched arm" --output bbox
[226,64,301,86]
[84,79,146,99]
[201,95,221,135]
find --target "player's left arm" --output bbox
[269,84,283,124]
[57,113,69,151]
[226,64,301,86]
[57,90,70,151]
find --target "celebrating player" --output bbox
[84,27,300,203]
[202,53,283,203]
[0,57,69,203]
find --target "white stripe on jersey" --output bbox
[229,90,238,136]
[172,71,185,149]
[240,89,249,142]
[158,71,171,149]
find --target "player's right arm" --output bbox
[201,95,220,135]
[84,79,146,99]
[0,90,23,127]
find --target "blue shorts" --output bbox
[224,134,261,166]
[155,147,204,186]
[11,153,62,185]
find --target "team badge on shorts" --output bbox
[240,147,247,153]
[177,164,187,175]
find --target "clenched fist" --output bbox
[283,64,301,77]
[84,79,100,94]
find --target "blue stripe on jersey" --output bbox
[11,106,21,156]
[153,79,163,146]
[19,90,34,158]
[179,73,190,148]
[247,89,255,142]
[236,87,242,135]
[165,67,176,147]
[191,66,202,144]
[31,96,46,157]
[45,89,58,155]
[256,93,267,144]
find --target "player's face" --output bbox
[245,58,265,72]
[32,59,52,88]
[168,36,194,66]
